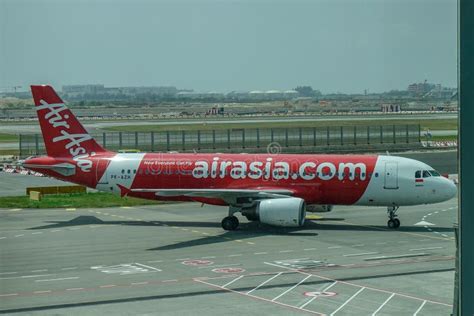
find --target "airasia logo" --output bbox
[37,100,94,172]
[192,157,367,181]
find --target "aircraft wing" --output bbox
[130,188,293,201]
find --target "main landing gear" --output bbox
[387,206,400,229]
[221,206,240,231]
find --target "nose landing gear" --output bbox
[387,206,400,229]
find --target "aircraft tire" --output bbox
[393,218,400,228]
[387,219,397,229]
[222,216,239,230]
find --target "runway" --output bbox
[0,199,456,315]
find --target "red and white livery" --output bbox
[23,85,457,230]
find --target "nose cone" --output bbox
[444,178,457,200]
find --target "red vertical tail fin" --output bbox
[31,85,107,157]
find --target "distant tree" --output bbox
[294,86,320,97]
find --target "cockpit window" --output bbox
[422,170,431,178]
[429,170,441,177]
[415,170,421,178]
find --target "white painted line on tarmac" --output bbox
[66,288,84,291]
[328,246,342,249]
[372,293,395,315]
[0,237,6,240]
[21,274,51,278]
[352,244,365,247]
[61,267,78,270]
[222,275,244,288]
[409,246,443,251]
[66,208,76,211]
[343,252,378,257]
[36,277,79,282]
[31,232,43,235]
[9,209,22,212]
[135,263,162,272]
[303,248,317,251]
[254,252,268,255]
[201,256,216,259]
[279,250,293,253]
[300,281,338,309]
[14,234,24,237]
[31,269,48,273]
[131,282,149,285]
[51,230,61,232]
[34,290,52,294]
[0,293,18,297]
[162,279,178,283]
[330,287,365,315]
[272,275,312,302]
[247,272,283,295]
[0,272,17,275]
[100,284,116,288]
[147,260,163,263]
[413,300,427,316]
[228,254,242,257]
[0,274,51,280]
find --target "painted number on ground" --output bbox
[212,267,246,274]
[274,259,330,269]
[181,260,214,266]
[91,263,161,275]
[304,291,337,298]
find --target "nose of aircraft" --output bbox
[443,177,457,200]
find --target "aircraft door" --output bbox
[384,162,399,189]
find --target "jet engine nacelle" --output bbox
[306,204,333,213]
[242,197,306,227]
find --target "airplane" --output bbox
[23,85,457,231]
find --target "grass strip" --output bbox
[103,119,457,133]
[0,192,173,209]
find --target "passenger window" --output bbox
[415,170,421,178]
[423,170,431,178]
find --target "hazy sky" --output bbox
[0,0,456,93]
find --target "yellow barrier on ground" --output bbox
[29,191,42,201]
[26,185,86,196]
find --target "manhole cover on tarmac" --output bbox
[212,267,245,274]
[304,291,337,298]
[181,260,214,266]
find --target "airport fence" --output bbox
[19,124,421,157]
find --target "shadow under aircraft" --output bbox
[27,214,454,251]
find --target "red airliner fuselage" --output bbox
[23,85,457,230]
